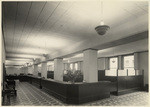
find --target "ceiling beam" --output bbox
[6,56,34,60]
[94,31,148,50]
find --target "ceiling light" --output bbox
[95,1,110,35]
[95,24,110,35]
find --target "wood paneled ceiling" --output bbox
[2,1,148,66]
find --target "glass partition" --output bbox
[128,69,135,76]
[105,69,142,77]
[135,70,142,75]
[118,70,127,76]
[105,70,117,76]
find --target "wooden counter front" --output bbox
[41,79,111,104]
[16,76,111,104]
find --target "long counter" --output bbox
[41,79,111,104]
[13,75,111,104]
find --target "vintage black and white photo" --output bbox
[1,0,149,106]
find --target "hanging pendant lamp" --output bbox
[95,1,110,35]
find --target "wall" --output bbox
[69,57,83,63]
[67,57,107,71]
[20,67,28,74]
[47,65,54,71]
[2,37,5,64]
[28,66,34,74]
[139,52,148,86]
[98,58,105,70]
[6,67,22,75]
[38,64,42,73]
[1,34,6,90]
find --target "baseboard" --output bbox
[110,87,143,96]
[32,82,41,89]
[144,84,149,92]
[42,87,110,105]
[117,88,142,95]
[41,87,67,103]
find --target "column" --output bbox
[54,58,63,81]
[41,62,47,79]
[33,64,38,76]
[118,56,123,70]
[83,49,98,82]
[105,57,109,70]
[98,58,105,70]
[134,52,139,70]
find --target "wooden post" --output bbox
[117,69,118,77]
[116,69,119,95]
[142,69,144,90]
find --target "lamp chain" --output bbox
[101,1,103,22]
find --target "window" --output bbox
[47,65,54,71]
[38,64,41,73]
[47,65,50,71]
[70,63,73,70]
[75,63,78,70]
[47,62,54,71]
[109,57,118,70]
[123,55,134,71]
[64,63,68,70]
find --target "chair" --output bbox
[6,80,16,86]
[2,82,17,105]
[5,81,17,96]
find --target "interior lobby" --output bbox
[1,0,149,106]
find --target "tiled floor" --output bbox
[3,80,149,106]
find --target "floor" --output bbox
[3,80,149,106]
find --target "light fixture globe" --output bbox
[95,25,110,35]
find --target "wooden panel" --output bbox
[31,76,42,88]
[117,76,143,95]
[41,77,111,104]
[98,70,105,81]
[98,70,143,95]
[47,71,54,79]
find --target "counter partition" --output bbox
[20,75,111,104]
[41,79,111,104]
[98,70,144,95]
